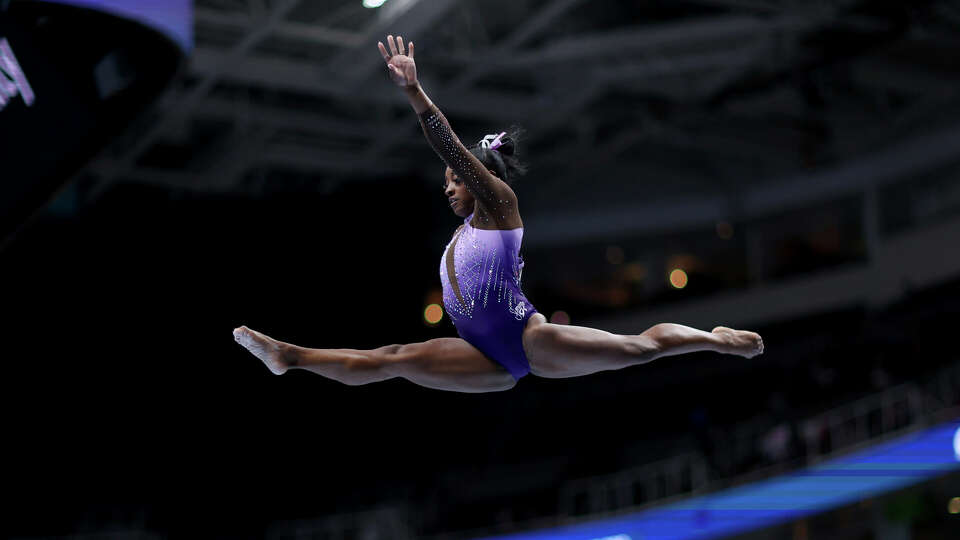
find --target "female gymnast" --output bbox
[233,35,764,393]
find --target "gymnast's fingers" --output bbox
[408,41,414,59]
[397,35,405,56]
[378,41,390,62]
[387,34,399,56]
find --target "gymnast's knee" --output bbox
[343,344,402,371]
[377,344,405,358]
[525,321,563,347]
[640,323,682,344]
[377,343,425,374]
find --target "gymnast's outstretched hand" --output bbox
[378,34,417,88]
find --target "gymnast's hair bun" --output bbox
[496,133,516,156]
[469,126,528,184]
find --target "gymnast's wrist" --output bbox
[403,82,423,96]
[404,83,432,114]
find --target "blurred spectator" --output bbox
[761,423,792,463]
[801,418,825,458]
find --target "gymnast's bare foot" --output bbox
[711,326,764,358]
[233,326,294,375]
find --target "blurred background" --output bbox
[2,0,960,538]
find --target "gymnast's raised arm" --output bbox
[377,35,517,216]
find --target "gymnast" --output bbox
[233,34,763,393]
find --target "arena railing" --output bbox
[553,359,960,520]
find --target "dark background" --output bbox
[3,0,960,538]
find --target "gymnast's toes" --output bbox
[712,326,763,358]
[233,325,290,375]
[233,326,247,342]
[743,331,763,357]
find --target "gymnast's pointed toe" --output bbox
[233,325,290,375]
[712,326,763,358]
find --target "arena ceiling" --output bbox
[83,0,960,247]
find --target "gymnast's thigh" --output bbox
[385,337,515,392]
[522,319,633,378]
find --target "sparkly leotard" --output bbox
[418,103,538,380]
[439,212,538,379]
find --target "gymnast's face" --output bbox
[444,166,475,218]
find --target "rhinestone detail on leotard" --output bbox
[440,214,529,325]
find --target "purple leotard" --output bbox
[440,211,538,379]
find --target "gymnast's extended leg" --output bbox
[233,326,515,393]
[523,315,763,378]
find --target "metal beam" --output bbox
[194,7,365,47]
[522,117,960,247]
[683,0,781,14]
[538,108,783,192]
[261,146,407,174]
[529,44,762,138]
[595,46,764,83]
[194,96,392,138]
[476,15,815,69]
[446,0,586,93]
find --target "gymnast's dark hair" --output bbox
[467,126,528,185]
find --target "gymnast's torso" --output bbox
[439,211,538,379]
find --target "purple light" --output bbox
[0,38,35,110]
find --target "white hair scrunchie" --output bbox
[479,131,507,151]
